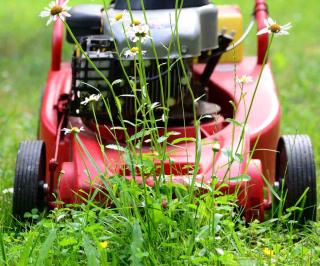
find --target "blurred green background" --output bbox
[0,0,319,207]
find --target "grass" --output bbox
[0,0,319,265]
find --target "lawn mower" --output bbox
[12,0,317,222]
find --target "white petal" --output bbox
[267,17,276,26]
[62,11,71,17]
[39,11,50,17]
[281,23,292,30]
[257,27,269,36]
[46,16,54,26]
[276,31,289,36]
[49,1,56,8]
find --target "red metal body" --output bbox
[40,0,279,221]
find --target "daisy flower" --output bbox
[39,0,71,26]
[127,24,151,43]
[257,17,292,36]
[80,94,102,105]
[236,75,253,85]
[124,47,146,57]
[61,126,84,135]
[212,142,221,153]
[110,10,129,24]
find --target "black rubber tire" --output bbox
[275,135,317,222]
[12,140,47,219]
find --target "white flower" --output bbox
[39,0,71,26]
[80,94,102,105]
[124,47,146,57]
[127,24,151,43]
[257,17,292,36]
[212,142,221,153]
[110,10,129,24]
[2,188,14,194]
[61,126,84,135]
[236,75,253,85]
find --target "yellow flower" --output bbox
[263,247,274,256]
[99,241,108,249]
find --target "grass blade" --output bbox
[35,229,57,266]
[0,230,7,266]
[83,234,98,266]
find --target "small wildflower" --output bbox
[212,142,221,153]
[263,247,274,256]
[257,17,292,36]
[80,94,101,105]
[236,75,253,85]
[99,241,108,249]
[124,47,146,57]
[110,10,129,24]
[61,126,84,135]
[39,0,71,26]
[127,24,151,43]
[2,188,14,194]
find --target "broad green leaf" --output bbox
[83,234,98,266]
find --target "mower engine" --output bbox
[67,0,230,124]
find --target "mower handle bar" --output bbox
[51,0,269,70]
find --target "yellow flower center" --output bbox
[115,13,124,21]
[130,47,139,53]
[70,127,80,134]
[269,24,281,33]
[50,5,63,16]
[132,19,141,26]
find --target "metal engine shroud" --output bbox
[70,3,219,122]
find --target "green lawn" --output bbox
[0,0,319,264]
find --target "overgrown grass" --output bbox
[1,0,319,265]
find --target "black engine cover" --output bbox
[114,0,209,10]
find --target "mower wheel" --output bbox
[275,135,317,222]
[12,140,47,219]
